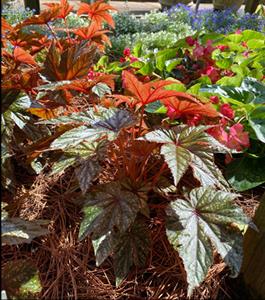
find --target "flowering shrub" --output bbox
[168,4,265,34]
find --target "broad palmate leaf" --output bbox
[78,182,140,241]
[140,125,229,188]
[113,221,150,285]
[91,219,150,286]
[166,187,253,297]
[75,159,101,194]
[49,109,135,150]
[2,218,49,245]
[50,140,108,175]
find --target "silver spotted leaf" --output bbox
[78,182,140,241]
[65,139,108,161]
[50,126,103,150]
[92,231,116,266]
[91,109,136,140]
[50,156,76,175]
[113,220,150,286]
[92,82,112,98]
[75,159,101,194]
[50,140,108,176]
[2,218,49,245]
[49,109,136,149]
[140,125,229,188]
[165,187,252,297]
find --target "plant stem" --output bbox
[64,18,73,43]
[46,23,57,40]
[138,106,145,137]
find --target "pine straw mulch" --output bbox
[1,170,262,300]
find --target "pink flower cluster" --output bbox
[208,123,249,151]
[120,48,138,63]
[184,37,221,83]
[207,101,249,151]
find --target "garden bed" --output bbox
[1,1,265,300]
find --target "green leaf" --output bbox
[164,79,186,92]
[200,85,253,104]
[216,75,243,86]
[137,62,154,76]
[132,41,143,57]
[166,187,251,296]
[2,259,42,300]
[140,126,229,188]
[225,157,265,191]
[144,100,167,114]
[113,221,150,286]
[242,30,265,41]
[50,156,76,175]
[241,77,265,104]
[2,218,49,245]
[78,182,140,241]
[92,83,112,98]
[247,39,265,49]
[216,59,232,69]
[166,58,182,72]
[249,106,265,143]
[75,159,101,194]
[156,48,178,71]
[226,33,243,43]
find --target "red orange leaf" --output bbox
[45,0,73,19]
[122,70,192,107]
[22,4,61,26]
[42,42,98,81]
[13,47,37,66]
[77,0,117,28]
[73,23,111,48]
[162,97,219,119]
[1,17,13,35]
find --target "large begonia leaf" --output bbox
[165,187,252,297]
[50,125,103,150]
[225,157,265,191]
[75,159,101,194]
[77,1,117,29]
[65,140,108,160]
[50,139,108,176]
[249,106,265,143]
[121,70,190,107]
[50,109,135,149]
[42,42,98,81]
[140,125,229,188]
[2,218,49,245]
[78,182,140,241]
[113,221,150,286]
[91,220,150,286]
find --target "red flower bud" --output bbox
[216,45,229,51]
[123,47,131,57]
[210,95,219,104]
[186,36,196,46]
[220,103,234,119]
